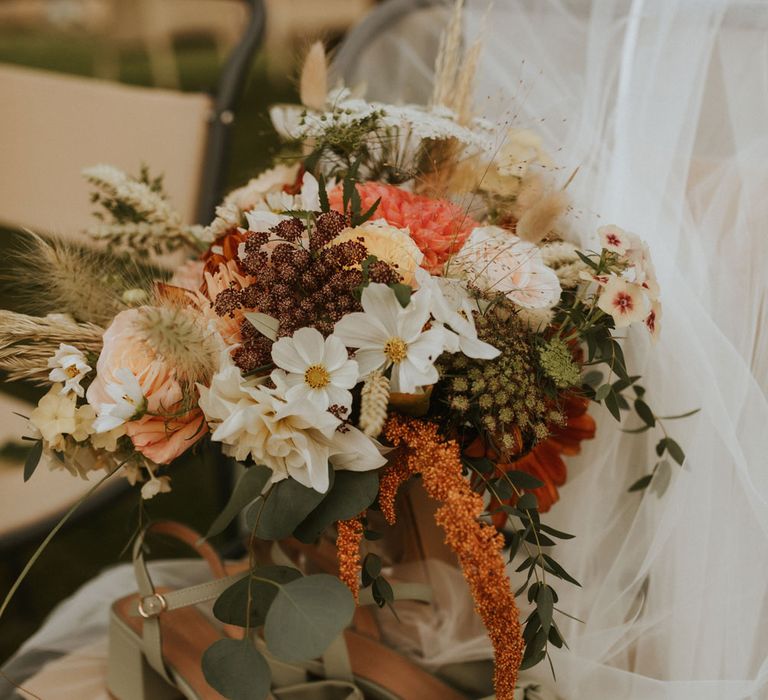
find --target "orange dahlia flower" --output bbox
[327,182,477,273]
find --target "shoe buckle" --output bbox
[138,593,168,619]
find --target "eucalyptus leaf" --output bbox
[603,389,622,421]
[651,459,672,497]
[264,574,355,662]
[249,475,327,540]
[506,470,544,490]
[202,639,270,700]
[665,438,686,466]
[634,399,656,427]
[293,470,379,543]
[213,566,302,627]
[206,465,272,539]
[594,384,611,402]
[536,585,554,634]
[628,474,653,492]
[23,440,43,482]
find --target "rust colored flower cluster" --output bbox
[383,415,524,699]
[378,461,411,525]
[336,516,365,602]
[212,213,400,372]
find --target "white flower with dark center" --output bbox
[48,344,91,397]
[596,277,649,328]
[271,327,359,411]
[415,268,499,360]
[333,284,446,394]
[90,368,146,433]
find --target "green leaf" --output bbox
[633,385,646,397]
[538,524,575,540]
[202,639,270,700]
[213,566,301,627]
[493,477,514,500]
[244,312,280,342]
[264,574,355,662]
[542,554,581,587]
[356,196,381,225]
[293,470,379,543]
[317,174,330,213]
[536,585,555,634]
[362,553,382,586]
[206,465,272,539]
[506,470,544,490]
[583,370,603,388]
[23,440,43,482]
[657,408,700,420]
[463,456,495,474]
[389,283,412,308]
[628,474,653,492]
[249,474,327,541]
[651,459,672,497]
[594,384,611,402]
[655,438,667,457]
[665,438,686,466]
[517,493,538,511]
[604,389,622,421]
[372,576,394,608]
[621,424,653,434]
[575,250,599,271]
[634,399,656,427]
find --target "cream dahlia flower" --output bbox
[198,357,386,493]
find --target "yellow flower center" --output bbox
[65,366,80,379]
[384,337,408,364]
[304,364,331,389]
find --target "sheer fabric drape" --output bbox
[339,1,768,697]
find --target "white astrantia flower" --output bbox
[29,385,78,451]
[333,284,446,394]
[48,344,91,397]
[452,226,562,309]
[198,356,386,493]
[90,367,146,433]
[271,327,359,411]
[596,277,650,328]
[415,268,499,360]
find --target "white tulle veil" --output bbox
[335,1,768,698]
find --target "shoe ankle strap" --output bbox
[131,521,247,683]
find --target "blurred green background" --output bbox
[0,23,295,663]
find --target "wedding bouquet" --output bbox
[1,10,690,700]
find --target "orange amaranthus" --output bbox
[382,415,524,700]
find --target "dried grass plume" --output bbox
[300,41,328,111]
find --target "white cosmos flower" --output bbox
[48,344,91,397]
[271,327,359,411]
[90,367,146,433]
[415,268,499,360]
[596,277,650,328]
[198,356,386,493]
[333,283,446,394]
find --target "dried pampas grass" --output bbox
[0,310,103,384]
[300,41,328,111]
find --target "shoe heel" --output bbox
[106,613,182,700]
